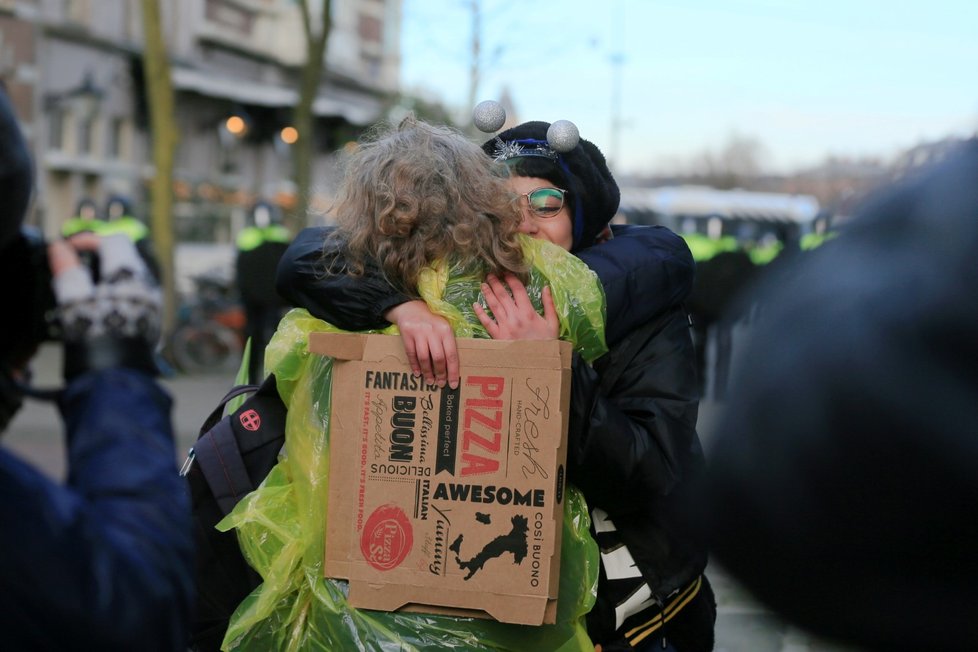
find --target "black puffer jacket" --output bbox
[570,302,709,647]
[275,224,711,647]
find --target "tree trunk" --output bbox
[291,0,332,231]
[141,0,179,333]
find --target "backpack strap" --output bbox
[198,383,261,436]
[194,418,254,516]
[185,376,285,516]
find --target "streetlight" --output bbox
[225,115,247,138]
[44,71,104,119]
[38,71,105,237]
[279,126,298,145]
[218,111,250,174]
[44,71,104,152]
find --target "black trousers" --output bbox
[243,302,285,383]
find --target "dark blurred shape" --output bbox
[686,248,758,399]
[0,86,50,381]
[235,200,290,382]
[1,83,193,649]
[106,193,135,220]
[165,273,244,375]
[1,228,59,361]
[0,87,33,250]
[705,139,978,651]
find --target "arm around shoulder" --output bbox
[276,226,412,330]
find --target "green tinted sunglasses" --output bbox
[516,187,568,218]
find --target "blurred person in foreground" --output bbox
[0,87,193,650]
[705,138,978,651]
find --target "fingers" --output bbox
[65,231,100,252]
[47,239,82,278]
[502,274,534,312]
[475,276,560,341]
[413,327,458,389]
[473,301,501,339]
[48,239,94,306]
[413,335,434,386]
[401,333,422,378]
[387,300,460,389]
[541,286,560,336]
[443,334,460,390]
[481,275,511,321]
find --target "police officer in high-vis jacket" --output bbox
[235,200,291,382]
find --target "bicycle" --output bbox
[165,273,245,375]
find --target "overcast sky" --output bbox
[399,0,978,175]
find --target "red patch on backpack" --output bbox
[239,409,261,431]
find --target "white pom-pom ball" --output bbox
[547,120,580,153]
[472,100,507,133]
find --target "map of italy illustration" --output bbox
[449,513,530,580]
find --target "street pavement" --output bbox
[3,344,858,652]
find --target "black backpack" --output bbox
[182,373,288,652]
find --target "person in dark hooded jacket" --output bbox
[704,138,978,652]
[0,85,193,651]
[275,118,715,651]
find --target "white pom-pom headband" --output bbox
[472,100,580,160]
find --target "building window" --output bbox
[361,53,381,80]
[48,107,65,151]
[205,0,254,35]
[67,0,91,24]
[78,113,96,156]
[108,117,127,159]
[358,14,382,43]
[175,205,229,243]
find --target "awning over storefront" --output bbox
[171,67,383,125]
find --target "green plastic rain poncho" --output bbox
[218,236,608,651]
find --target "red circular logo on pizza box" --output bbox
[361,504,412,571]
